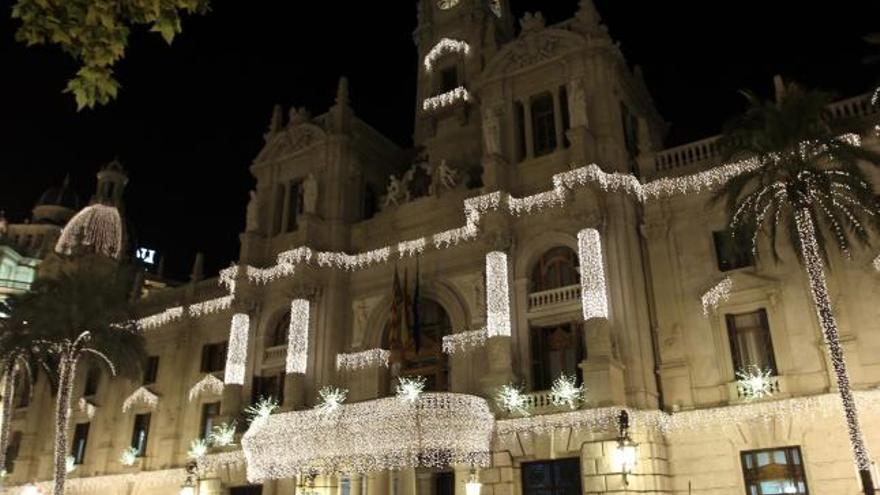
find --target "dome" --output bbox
[36,178,81,211]
[55,204,123,259]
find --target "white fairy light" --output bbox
[424,38,471,72]
[423,87,471,111]
[219,264,239,294]
[336,349,390,371]
[442,328,488,354]
[54,204,123,259]
[314,386,348,417]
[276,246,314,266]
[77,398,97,420]
[245,397,279,424]
[486,252,511,338]
[8,468,189,494]
[286,299,310,374]
[317,247,391,271]
[398,238,427,258]
[224,314,250,385]
[433,224,479,249]
[187,438,210,460]
[495,384,529,416]
[136,307,184,330]
[210,421,238,447]
[701,277,733,316]
[395,376,427,404]
[508,189,566,216]
[241,393,493,479]
[247,263,296,285]
[873,253,880,272]
[119,446,139,467]
[549,373,586,410]
[577,228,609,321]
[188,295,234,317]
[197,450,247,475]
[65,455,76,474]
[735,366,776,401]
[121,386,159,413]
[188,374,225,402]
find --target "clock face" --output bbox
[436,0,460,10]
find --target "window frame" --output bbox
[713,229,755,272]
[131,413,151,457]
[530,92,557,157]
[740,446,810,495]
[71,422,90,465]
[200,402,221,440]
[725,308,778,376]
[201,342,228,373]
[143,356,160,385]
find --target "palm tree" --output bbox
[864,33,880,104]
[715,80,880,494]
[4,259,145,495]
[0,309,39,476]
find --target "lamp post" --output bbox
[613,410,638,488]
[179,460,198,495]
[465,468,482,495]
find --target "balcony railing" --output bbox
[528,284,581,312]
[0,279,31,291]
[727,375,783,404]
[262,345,286,367]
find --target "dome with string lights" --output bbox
[54,204,123,259]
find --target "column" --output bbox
[552,89,564,151]
[522,99,534,159]
[350,475,363,495]
[416,472,434,495]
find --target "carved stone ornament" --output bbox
[506,34,561,72]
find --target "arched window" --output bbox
[384,298,451,391]
[270,312,290,348]
[530,246,579,292]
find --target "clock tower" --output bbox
[413,0,514,180]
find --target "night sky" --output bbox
[1,1,878,279]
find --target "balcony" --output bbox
[528,284,581,314]
[524,390,579,415]
[262,345,286,368]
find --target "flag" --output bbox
[389,266,404,350]
[402,265,411,349]
[411,257,422,353]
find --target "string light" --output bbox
[276,246,314,266]
[188,438,210,460]
[188,295,234,317]
[442,328,488,354]
[136,307,184,330]
[395,376,426,404]
[314,386,348,417]
[701,277,733,316]
[486,252,511,338]
[423,87,471,111]
[286,300,310,374]
[119,446,139,467]
[578,228,609,321]
[508,190,566,216]
[549,373,586,410]
[495,384,529,417]
[241,393,493,479]
[121,386,159,413]
[247,263,296,285]
[316,247,391,271]
[65,455,76,474]
[735,366,776,401]
[210,422,238,447]
[225,314,250,385]
[188,374,225,402]
[77,398,97,420]
[219,264,239,294]
[424,38,471,72]
[873,253,880,272]
[197,450,247,476]
[398,238,427,257]
[7,469,187,494]
[54,204,123,259]
[336,349,390,371]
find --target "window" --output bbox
[384,299,451,391]
[620,101,640,159]
[13,373,30,408]
[71,422,90,465]
[530,323,585,391]
[726,309,777,375]
[5,431,21,473]
[559,85,571,148]
[514,101,527,161]
[521,458,582,495]
[200,402,221,440]
[273,183,285,235]
[131,413,151,457]
[714,230,754,271]
[143,356,159,385]
[271,313,290,347]
[435,472,454,495]
[83,366,100,396]
[286,180,304,232]
[201,342,228,373]
[251,373,285,406]
[741,446,809,494]
[440,66,458,93]
[530,246,579,292]
[531,93,557,157]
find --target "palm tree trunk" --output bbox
[0,360,17,473]
[795,208,875,494]
[53,351,77,495]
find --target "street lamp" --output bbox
[465,468,482,495]
[613,410,638,487]
[179,460,198,495]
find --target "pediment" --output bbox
[481,29,586,81]
[255,123,327,163]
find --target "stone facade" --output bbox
[5,1,880,494]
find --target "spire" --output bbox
[773,74,787,104]
[336,76,350,107]
[269,104,283,133]
[62,173,71,188]
[330,76,353,134]
[190,252,205,283]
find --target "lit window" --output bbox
[726,309,777,375]
[741,446,809,494]
[131,413,151,457]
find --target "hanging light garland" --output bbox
[286,299,310,374]
[701,277,733,316]
[121,386,159,413]
[336,349,390,371]
[442,328,488,354]
[423,38,471,72]
[54,204,124,259]
[486,252,512,338]
[578,228,609,321]
[188,374,226,402]
[224,314,250,385]
[423,87,471,111]
[398,238,427,258]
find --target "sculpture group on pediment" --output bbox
[382,156,461,211]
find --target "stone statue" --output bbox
[246,191,259,232]
[482,108,502,156]
[430,160,457,195]
[0,210,7,237]
[384,174,404,208]
[303,173,318,214]
[568,79,589,128]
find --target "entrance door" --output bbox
[521,458,582,495]
[230,486,263,495]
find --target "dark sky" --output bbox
[1,1,878,279]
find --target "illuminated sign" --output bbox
[136,247,157,265]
